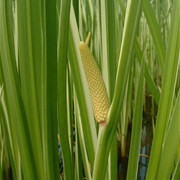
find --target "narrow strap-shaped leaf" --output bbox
[69,6,97,170]
[93,0,142,178]
[58,0,74,179]
[17,1,44,178]
[157,89,180,179]
[126,60,145,180]
[44,0,59,179]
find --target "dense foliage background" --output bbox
[0,0,180,179]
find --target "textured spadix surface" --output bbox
[79,41,110,123]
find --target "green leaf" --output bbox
[93,0,142,178]
[127,60,145,180]
[69,6,97,170]
[157,90,180,179]
[17,1,45,178]
[57,0,74,179]
[44,0,60,179]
